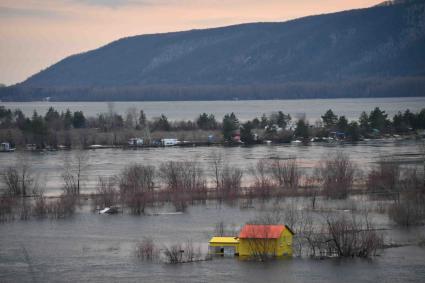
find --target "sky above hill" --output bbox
[0,0,381,85]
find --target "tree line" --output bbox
[0,105,425,149]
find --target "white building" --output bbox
[0,142,14,152]
[128,138,144,146]
[161,138,179,146]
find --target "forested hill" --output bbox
[2,0,425,101]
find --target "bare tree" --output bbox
[367,157,401,201]
[250,159,274,199]
[213,221,238,237]
[163,243,184,264]
[159,160,206,211]
[93,176,118,210]
[0,196,16,222]
[1,155,37,197]
[162,240,203,264]
[270,158,300,190]
[322,212,382,257]
[316,152,355,199]
[219,165,243,204]
[388,168,425,226]
[62,151,89,195]
[135,237,159,261]
[209,151,223,193]
[119,164,155,215]
[33,192,48,218]
[125,107,139,128]
[46,194,77,219]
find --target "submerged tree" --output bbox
[62,151,89,195]
[316,152,355,199]
[119,164,155,214]
[0,156,37,197]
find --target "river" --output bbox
[2,97,425,121]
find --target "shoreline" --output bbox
[1,133,421,153]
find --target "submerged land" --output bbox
[1,103,424,280]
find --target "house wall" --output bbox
[276,229,293,256]
[238,238,277,256]
[238,230,292,257]
[209,243,239,254]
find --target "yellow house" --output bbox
[208,237,239,256]
[208,224,294,258]
[238,224,294,257]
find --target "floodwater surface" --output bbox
[0,201,424,283]
[0,139,422,196]
[1,98,425,282]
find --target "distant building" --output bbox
[128,138,144,146]
[0,142,14,152]
[161,138,179,146]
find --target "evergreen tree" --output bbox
[294,119,309,139]
[337,116,349,132]
[359,111,369,132]
[369,107,389,131]
[321,109,338,129]
[139,110,147,128]
[62,109,73,130]
[31,111,48,148]
[260,114,268,128]
[222,112,239,142]
[72,111,86,128]
[240,121,255,145]
[153,114,170,131]
[347,121,361,141]
[196,113,217,130]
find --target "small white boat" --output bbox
[99,207,119,214]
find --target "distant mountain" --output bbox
[2,0,425,101]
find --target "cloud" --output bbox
[0,6,64,19]
[69,0,155,8]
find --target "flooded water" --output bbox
[2,97,425,121]
[0,139,422,196]
[0,200,424,283]
[1,98,425,282]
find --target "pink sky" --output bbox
[0,0,381,85]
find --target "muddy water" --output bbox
[0,139,422,196]
[0,199,424,283]
[1,98,425,282]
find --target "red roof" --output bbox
[239,224,286,239]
